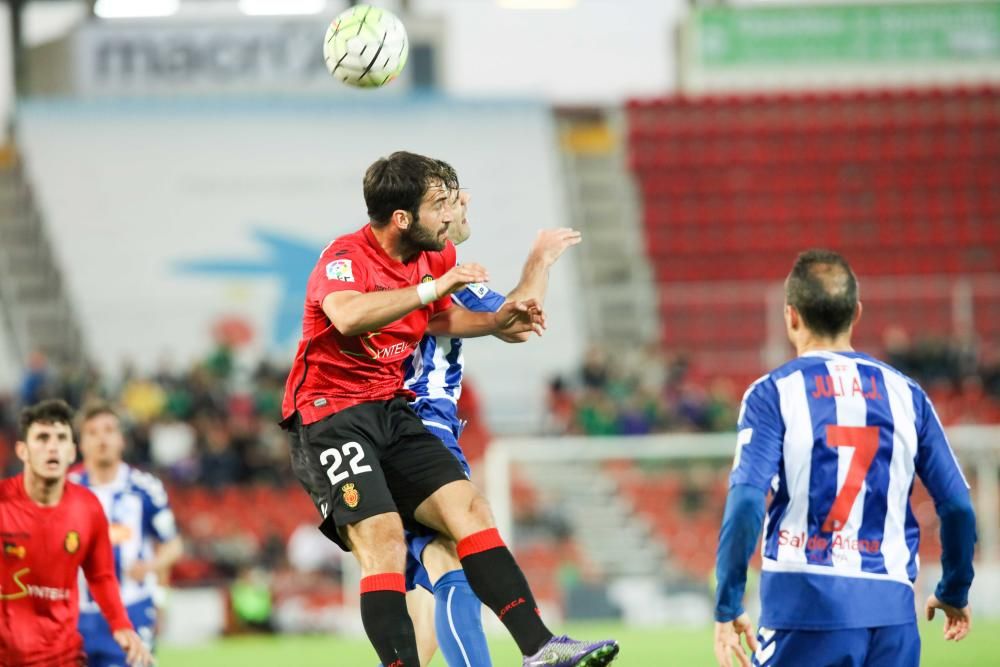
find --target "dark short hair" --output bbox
[19,399,75,440]
[435,158,460,194]
[78,400,119,429]
[786,249,859,337]
[363,151,452,226]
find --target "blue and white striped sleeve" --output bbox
[729,377,784,491]
[715,377,779,622]
[914,388,977,608]
[451,283,507,313]
[135,472,178,543]
[914,389,971,502]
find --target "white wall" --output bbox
[422,0,684,104]
[17,98,584,429]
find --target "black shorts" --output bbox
[287,397,468,551]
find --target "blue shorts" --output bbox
[752,622,919,667]
[80,598,157,667]
[405,419,470,592]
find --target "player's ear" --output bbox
[784,304,796,329]
[852,301,863,327]
[14,440,27,464]
[391,209,411,230]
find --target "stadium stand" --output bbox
[628,86,1000,381]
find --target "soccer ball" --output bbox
[323,4,409,88]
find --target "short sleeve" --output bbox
[308,245,370,305]
[137,474,178,543]
[729,377,785,491]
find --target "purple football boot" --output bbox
[522,635,620,667]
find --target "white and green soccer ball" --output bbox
[323,4,409,88]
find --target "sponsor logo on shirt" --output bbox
[359,332,414,361]
[0,568,71,602]
[779,530,881,556]
[326,259,355,283]
[64,530,80,555]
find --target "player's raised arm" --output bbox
[323,263,489,337]
[913,390,977,642]
[505,228,582,306]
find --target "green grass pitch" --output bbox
[160,619,999,666]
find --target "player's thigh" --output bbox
[80,613,122,662]
[402,421,468,587]
[753,627,867,667]
[344,511,408,573]
[380,399,470,525]
[863,623,919,667]
[406,528,437,593]
[289,403,398,551]
[413,478,494,540]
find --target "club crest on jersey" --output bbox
[326,259,355,283]
[3,542,25,559]
[64,530,80,554]
[421,274,434,283]
[341,483,360,509]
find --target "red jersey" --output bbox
[282,224,456,425]
[0,475,131,666]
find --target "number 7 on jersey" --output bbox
[821,425,881,533]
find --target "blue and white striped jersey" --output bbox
[71,464,177,612]
[403,282,506,431]
[732,350,970,630]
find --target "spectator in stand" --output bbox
[19,350,52,406]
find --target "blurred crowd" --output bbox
[1,346,291,486]
[544,334,1000,437]
[883,327,1000,424]
[544,344,742,437]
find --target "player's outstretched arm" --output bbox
[926,595,972,642]
[323,263,490,336]
[714,613,758,667]
[428,299,545,338]
[505,228,582,306]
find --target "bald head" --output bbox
[785,249,859,337]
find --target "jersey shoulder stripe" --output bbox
[127,468,170,508]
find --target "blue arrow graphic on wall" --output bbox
[175,227,322,348]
